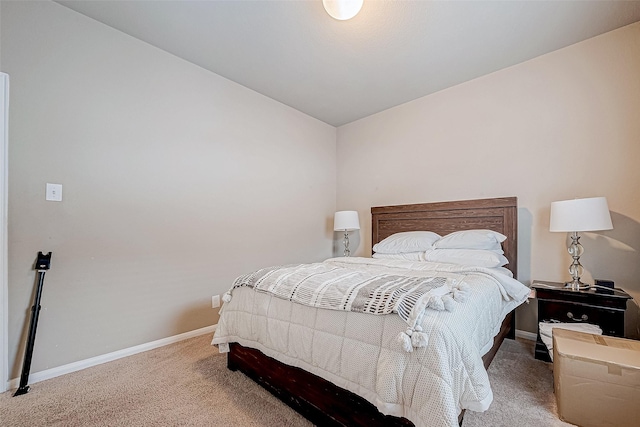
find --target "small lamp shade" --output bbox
[334,211,360,231]
[550,197,613,232]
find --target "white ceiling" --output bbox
[56,1,640,127]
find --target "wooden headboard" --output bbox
[371,197,518,278]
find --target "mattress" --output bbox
[212,258,529,427]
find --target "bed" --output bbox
[212,197,526,426]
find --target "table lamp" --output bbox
[334,211,360,257]
[549,197,613,290]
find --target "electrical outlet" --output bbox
[212,295,220,308]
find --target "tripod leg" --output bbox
[14,271,46,396]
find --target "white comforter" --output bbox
[212,257,530,427]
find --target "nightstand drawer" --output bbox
[539,301,624,336]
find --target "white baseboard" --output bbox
[7,324,216,390]
[515,329,537,341]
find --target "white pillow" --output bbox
[372,252,426,261]
[424,249,509,268]
[372,231,441,254]
[433,229,506,251]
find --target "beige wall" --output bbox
[1,1,336,378]
[337,22,640,337]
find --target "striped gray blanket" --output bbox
[224,259,471,351]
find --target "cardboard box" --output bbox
[553,328,640,427]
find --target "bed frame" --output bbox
[227,197,518,426]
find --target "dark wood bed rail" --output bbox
[228,342,415,426]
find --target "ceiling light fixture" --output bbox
[323,0,363,21]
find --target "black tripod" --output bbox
[14,251,52,397]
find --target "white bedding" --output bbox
[212,257,529,427]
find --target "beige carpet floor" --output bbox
[1,334,572,426]
[462,339,572,427]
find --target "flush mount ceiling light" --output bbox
[323,0,363,21]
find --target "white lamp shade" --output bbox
[334,210,360,231]
[549,197,613,232]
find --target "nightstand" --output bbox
[531,281,632,362]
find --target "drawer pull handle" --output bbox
[567,312,588,322]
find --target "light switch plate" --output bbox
[46,183,62,201]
